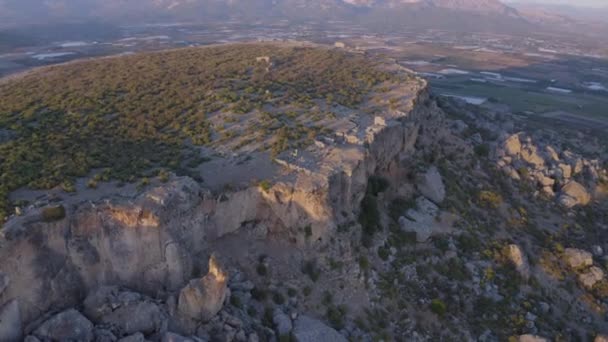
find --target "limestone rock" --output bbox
[178,254,228,322]
[33,309,93,342]
[118,333,145,342]
[292,315,347,342]
[559,181,591,208]
[273,308,293,337]
[545,146,559,161]
[0,299,22,342]
[417,166,446,204]
[84,286,167,336]
[579,266,604,289]
[0,272,9,296]
[595,335,608,342]
[558,163,572,179]
[162,332,196,342]
[521,146,545,169]
[519,335,549,342]
[504,134,522,156]
[564,248,593,269]
[398,197,440,242]
[507,244,530,279]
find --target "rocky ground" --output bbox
[1,62,607,341]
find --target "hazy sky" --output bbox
[505,0,608,7]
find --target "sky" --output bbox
[505,0,608,8]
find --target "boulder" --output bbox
[564,248,593,269]
[596,335,608,342]
[33,309,93,342]
[398,197,440,242]
[558,163,572,179]
[0,272,9,296]
[507,244,530,279]
[504,134,522,156]
[117,333,145,342]
[292,315,347,342]
[273,308,293,337]
[545,146,559,161]
[519,335,549,342]
[93,328,117,342]
[559,181,591,208]
[579,266,604,289]
[521,146,545,169]
[178,254,228,322]
[84,286,167,336]
[162,332,196,342]
[417,166,446,204]
[0,299,22,342]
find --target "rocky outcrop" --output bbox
[83,286,168,337]
[292,315,347,342]
[579,266,604,289]
[177,254,228,323]
[0,299,22,341]
[399,197,440,242]
[0,73,436,326]
[507,244,530,280]
[559,181,591,208]
[32,309,94,342]
[564,248,593,269]
[417,166,446,204]
[518,335,549,342]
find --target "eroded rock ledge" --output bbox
[0,74,438,334]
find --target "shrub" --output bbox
[230,295,242,309]
[359,255,370,271]
[327,305,348,330]
[303,286,312,297]
[378,246,390,261]
[477,191,503,209]
[302,260,320,282]
[256,263,268,276]
[430,299,447,316]
[251,287,268,301]
[42,205,66,222]
[287,287,298,297]
[304,225,313,238]
[474,144,490,157]
[273,291,285,305]
[388,197,416,222]
[259,180,272,192]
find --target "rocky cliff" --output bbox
[0,76,437,330]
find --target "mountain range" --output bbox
[0,0,600,37]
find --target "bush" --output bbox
[251,287,268,301]
[42,205,66,222]
[430,299,447,316]
[302,260,320,282]
[256,263,268,276]
[272,291,285,305]
[259,180,272,192]
[474,144,490,157]
[378,246,390,261]
[478,190,503,209]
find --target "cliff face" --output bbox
[0,82,437,325]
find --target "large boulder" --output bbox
[0,299,22,342]
[84,286,167,336]
[519,335,549,342]
[521,146,545,169]
[273,308,293,337]
[579,266,604,289]
[417,166,446,204]
[559,181,591,208]
[292,315,346,342]
[178,254,228,322]
[33,309,93,342]
[399,197,440,242]
[503,134,522,156]
[564,248,593,269]
[507,244,530,279]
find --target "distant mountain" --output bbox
[0,0,538,34]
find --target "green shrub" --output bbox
[302,260,320,282]
[378,246,390,261]
[474,144,490,157]
[287,287,298,297]
[256,263,268,276]
[273,291,285,305]
[230,295,242,309]
[42,205,66,222]
[430,299,447,316]
[259,180,272,192]
[251,287,268,301]
[478,191,503,209]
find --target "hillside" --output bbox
[0,43,607,341]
